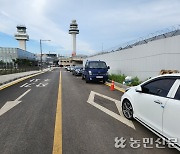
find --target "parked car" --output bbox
[69,66,75,72]
[67,66,71,71]
[72,66,83,76]
[82,60,110,83]
[121,74,180,150]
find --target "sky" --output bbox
[0,0,180,56]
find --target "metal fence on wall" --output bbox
[89,25,180,57]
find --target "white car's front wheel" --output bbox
[122,99,134,120]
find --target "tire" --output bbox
[122,99,133,120]
[85,76,89,83]
[82,75,85,80]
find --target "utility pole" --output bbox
[40,39,51,71]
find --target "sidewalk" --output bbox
[0,71,40,85]
[0,68,51,86]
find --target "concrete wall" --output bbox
[84,35,180,80]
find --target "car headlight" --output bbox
[76,69,80,72]
[88,71,92,75]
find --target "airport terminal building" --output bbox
[0,47,36,63]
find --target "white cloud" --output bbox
[0,0,95,54]
[0,0,180,54]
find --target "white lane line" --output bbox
[20,83,28,87]
[0,89,31,116]
[87,91,135,129]
[15,89,31,101]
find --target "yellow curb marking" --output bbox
[105,82,125,93]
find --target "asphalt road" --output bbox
[0,68,179,154]
[0,68,59,154]
[62,69,179,154]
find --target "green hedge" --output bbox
[108,74,126,84]
[129,76,141,86]
[108,74,141,86]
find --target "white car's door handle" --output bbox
[154,100,162,104]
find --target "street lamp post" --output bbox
[40,39,51,71]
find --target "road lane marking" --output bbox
[53,71,62,154]
[36,83,48,87]
[20,83,29,87]
[0,71,47,91]
[20,83,35,87]
[30,79,40,82]
[87,91,135,129]
[15,89,31,101]
[0,89,31,116]
[20,78,50,88]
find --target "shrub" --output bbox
[108,74,126,84]
[130,76,141,86]
[109,74,141,86]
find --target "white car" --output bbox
[121,74,180,150]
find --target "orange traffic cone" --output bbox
[110,80,115,91]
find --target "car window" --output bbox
[142,78,175,97]
[174,86,180,100]
[75,66,82,69]
[85,63,88,68]
[89,62,107,68]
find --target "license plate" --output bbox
[96,76,103,78]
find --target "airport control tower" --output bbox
[69,20,79,57]
[14,25,29,51]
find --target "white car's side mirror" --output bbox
[135,85,142,92]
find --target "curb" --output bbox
[0,70,48,91]
[0,72,38,86]
[105,80,129,93]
